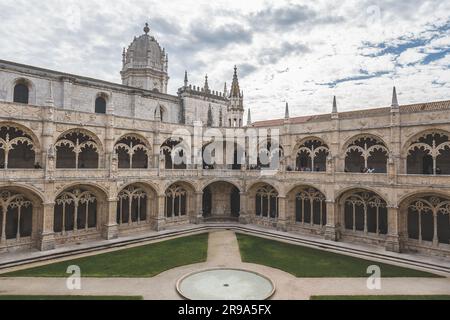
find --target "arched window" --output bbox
[345,136,388,173]
[160,138,188,170]
[55,131,100,169]
[407,132,450,175]
[407,196,450,245]
[295,187,327,226]
[255,185,278,219]
[295,139,329,172]
[155,106,164,122]
[54,189,97,233]
[13,84,29,104]
[117,186,148,225]
[343,191,388,235]
[95,97,107,114]
[0,126,35,169]
[115,135,150,169]
[165,184,187,218]
[257,140,283,170]
[0,191,33,242]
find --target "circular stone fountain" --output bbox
[176,268,275,300]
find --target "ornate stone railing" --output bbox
[0,169,45,180]
[52,169,109,179]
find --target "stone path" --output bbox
[0,231,449,300]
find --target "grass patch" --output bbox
[311,295,450,300]
[237,234,440,278]
[0,295,143,300]
[2,234,208,278]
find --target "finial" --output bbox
[332,96,338,113]
[184,71,188,87]
[247,109,252,126]
[285,102,290,119]
[204,74,209,92]
[391,86,399,108]
[144,22,150,35]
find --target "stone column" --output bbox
[324,200,339,241]
[102,199,119,240]
[239,192,249,224]
[277,196,288,231]
[38,202,56,251]
[104,113,115,170]
[385,206,401,252]
[152,195,166,231]
[194,192,204,224]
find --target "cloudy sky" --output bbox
[0,0,449,122]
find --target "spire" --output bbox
[285,102,290,119]
[223,82,228,97]
[391,86,399,108]
[184,71,188,87]
[144,22,150,35]
[332,96,338,113]
[230,65,241,98]
[247,109,252,126]
[204,74,209,93]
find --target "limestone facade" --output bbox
[0,25,449,259]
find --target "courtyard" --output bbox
[0,228,449,300]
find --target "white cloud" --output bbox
[0,0,449,122]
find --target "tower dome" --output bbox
[121,23,169,93]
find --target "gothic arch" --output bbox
[293,137,330,172]
[287,185,327,227]
[53,184,108,235]
[338,188,389,236]
[55,128,103,169]
[116,182,157,226]
[342,134,389,173]
[164,182,195,219]
[404,129,450,175]
[155,104,167,122]
[399,193,450,246]
[0,123,41,169]
[160,137,189,169]
[117,181,161,198]
[0,122,41,152]
[114,134,151,169]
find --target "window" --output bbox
[13,84,29,104]
[95,97,107,114]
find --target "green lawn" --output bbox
[0,295,143,300]
[311,295,450,300]
[1,234,208,278]
[236,234,441,278]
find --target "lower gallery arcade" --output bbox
[0,182,449,258]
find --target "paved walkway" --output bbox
[0,231,449,300]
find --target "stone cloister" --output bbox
[0,24,449,260]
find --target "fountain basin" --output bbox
[176,268,275,300]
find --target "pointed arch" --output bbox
[339,189,388,236]
[343,134,389,173]
[55,128,102,169]
[294,137,330,172]
[114,134,151,169]
[405,130,450,175]
[0,124,38,169]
